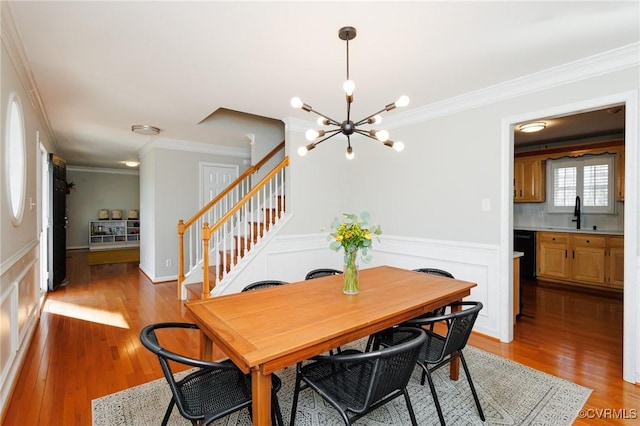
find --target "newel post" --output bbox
[177,219,185,300]
[202,222,211,299]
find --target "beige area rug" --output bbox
[93,344,591,425]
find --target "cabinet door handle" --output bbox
[565,250,568,258]
[572,250,575,259]
[586,240,590,243]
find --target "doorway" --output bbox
[503,91,638,383]
[38,140,49,296]
[49,154,67,291]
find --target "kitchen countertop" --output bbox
[514,251,524,258]
[514,226,623,236]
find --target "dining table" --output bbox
[185,265,477,426]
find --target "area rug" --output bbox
[92,344,591,425]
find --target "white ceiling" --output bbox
[6,1,639,169]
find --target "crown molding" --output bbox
[138,137,251,159]
[387,42,640,129]
[1,2,59,153]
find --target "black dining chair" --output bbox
[290,327,427,426]
[304,268,345,354]
[412,267,454,279]
[374,301,485,426]
[412,268,456,326]
[241,280,288,292]
[304,268,343,280]
[139,322,284,426]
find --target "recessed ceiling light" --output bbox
[519,122,546,133]
[131,124,160,135]
[124,161,140,167]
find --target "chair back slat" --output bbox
[241,280,288,291]
[367,329,425,407]
[432,302,482,363]
[305,268,343,280]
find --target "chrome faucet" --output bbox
[571,195,581,229]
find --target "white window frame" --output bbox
[5,93,26,226]
[547,154,615,214]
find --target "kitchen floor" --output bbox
[516,278,623,367]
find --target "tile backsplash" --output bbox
[514,202,624,231]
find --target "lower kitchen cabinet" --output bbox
[608,236,624,288]
[537,231,623,290]
[537,232,570,279]
[571,235,606,285]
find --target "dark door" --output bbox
[49,154,67,291]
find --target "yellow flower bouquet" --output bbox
[329,212,382,294]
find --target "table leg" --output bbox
[200,332,213,360]
[252,369,272,425]
[450,303,461,380]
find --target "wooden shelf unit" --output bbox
[89,219,140,251]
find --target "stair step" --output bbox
[235,235,256,252]
[263,208,281,224]
[184,283,204,300]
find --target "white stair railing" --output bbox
[202,158,288,298]
[177,142,285,300]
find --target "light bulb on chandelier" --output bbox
[291,26,408,159]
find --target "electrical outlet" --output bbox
[166,259,172,267]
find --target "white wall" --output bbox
[0,37,55,416]
[138,145,250,282]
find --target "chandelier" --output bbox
[291,26,409,160]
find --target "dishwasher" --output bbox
[514,230,536,279]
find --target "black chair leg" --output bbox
[161,399,176,426]
[460,353,485,421]
[272,392,284,426]
[289,370,303,425]
[402,388,418,426]
[423,368,446,426]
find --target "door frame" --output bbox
[500,90,638,383]
[38,137,49,297]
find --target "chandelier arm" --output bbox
[306,107,342,127]
[353,106,391,127]
[313,129,342,146]
[353,129,379,141]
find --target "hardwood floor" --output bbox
[2,250,639,425]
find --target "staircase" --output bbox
[212,196,284,281]
[177,142,288,300]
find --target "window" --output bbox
[547,154,615,213]
[6,94,26,225]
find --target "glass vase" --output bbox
[343,249,359,295]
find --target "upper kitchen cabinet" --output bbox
[514,157,545,202]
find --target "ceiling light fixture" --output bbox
[124,161,140,167]
[131,124,160,135]
[291,26,409,160]
[518,122,546,133]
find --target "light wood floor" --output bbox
[2,250,639,425]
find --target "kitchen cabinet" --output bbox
[537,231,623,289]
[89,220,140,250]
[514,157,545,202]
[608,236,624,288]
[570,235,606,285]
[537,232,570,279]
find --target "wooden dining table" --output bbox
[185,265,477,426]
